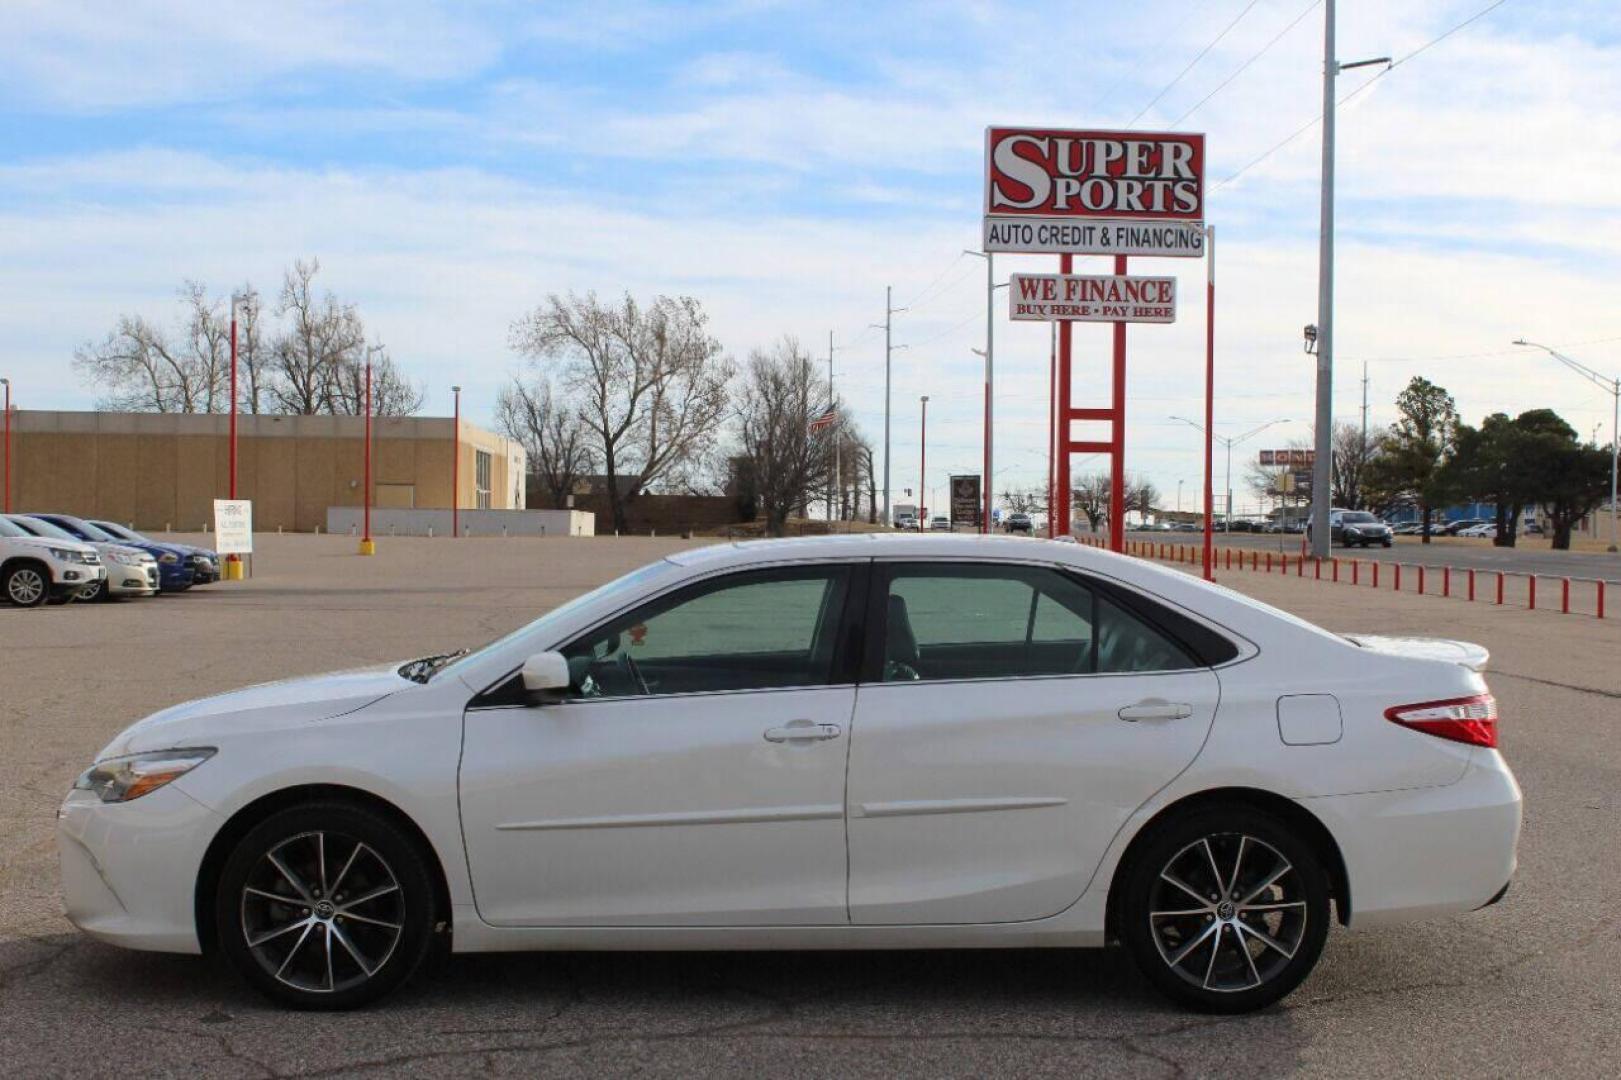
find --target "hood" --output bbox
[103,663,414,758]
[95,543,153,561]
[10,535,96,556]
[1342,634,1489,673]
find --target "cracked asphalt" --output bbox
[3,534,1618,1078]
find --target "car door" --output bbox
[458,562,865,927]
[846,560,1222,925]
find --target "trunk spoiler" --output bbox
[1342,634,1490,673]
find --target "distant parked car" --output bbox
[0,515,104,607]
[893,514,917,531]
[1173,522,1199,532]
[929,516,951,532]
[87,520,219,584]
[1458,523,1496,538]
[1440,518,1488,536]
[1523,520,1544,535]
[1004,512,1033,534]
[7,515,157,601]
[24,514,195,593]
[1312,509,1393,549]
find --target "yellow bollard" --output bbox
[358,538,376,556]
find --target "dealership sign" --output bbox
[1259,450,1315,468]
[950,475,982,527]
[1009,273,1176,323]
[212,499,253,555]
[983,128,1205,256]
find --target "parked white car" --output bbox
[7,514,157,600]
[1458,523,1496,538]
[0,515,105,606]
[59,535,1520,1013]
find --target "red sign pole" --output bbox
[224,302,243,580]
[1108,254,1127,553]
[451,385,462,538]
[2,378,10,513]
[1056,254,1074,538]
[1202,226,1216,581]
[1047,323,1057,535]
[919,395,929,529]
[360,357,374,555]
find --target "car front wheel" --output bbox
[3,562,49,607]
[216,801,438,1010]
[1118,805,1330,1013]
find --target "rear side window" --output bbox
[877,563,1208,682]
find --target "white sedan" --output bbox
[58,535,1520,1012]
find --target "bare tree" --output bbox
[234,285,268,414]
[510,291,734,533]
[269,258,368,415]
[496,375,596,509]
[1071,473,1110,533]
[327,343,425,418]
[734,337,835,536]
[1331,419,1386,511]
[74,283,232,412]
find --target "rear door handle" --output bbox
[1117,702,1194,722]
[764,720,842,743]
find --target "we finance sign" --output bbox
[1009,273,1177,324]
[983,128,1205,257]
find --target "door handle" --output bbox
[763,721,842,743]
[1117,702,1194,722]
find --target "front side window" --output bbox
[880,562,1200,682]
[561,566,853,699]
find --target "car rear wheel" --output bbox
[3,562,49,607]
[216,802,438,1010]
[1118,805,1330,1013]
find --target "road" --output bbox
[1116,529,1621,583]
[3,533,1618,1078]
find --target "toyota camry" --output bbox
[57,534,1520,1012]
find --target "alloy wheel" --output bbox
[1147,833,1308,994]
[240,831,405,995]
[7,568,45,605]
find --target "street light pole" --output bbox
[451,385,462,539]
[1514,339,1620,552]
[1171,416,1294,531]
[919,395,929,532]
[1,377,10,513]
[872,289,907,525]
[360,353,374,556]
[965,249,995,533]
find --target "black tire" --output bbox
[1381,539,1392,548]
[1118,804,1330,1014]
[78,579,107,602]
[2,561,50,607]
[215,801,438,1010]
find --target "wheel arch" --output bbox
[193,783,453,955]
[1105,786,1351,939]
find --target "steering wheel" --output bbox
[619,651,650,695]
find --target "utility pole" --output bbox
[1313,0,1389,557]
[873,288,907,524]
[828,330,838,528]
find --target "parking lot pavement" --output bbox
[3,533,1619,1078]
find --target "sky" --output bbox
[2,0,1618,515]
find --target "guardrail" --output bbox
[1073,536,1610,620]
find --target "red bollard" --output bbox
[1314,558,1322,580]
[1417,566,1425,595]
[1266,552,1272,572]
[1332,558,1340,582]
[1352,559,1359,585]
[1372,562,1380,588]
[1468,568,1476,601]
[1443,566,1451,598]
[1225,548,1232,570]
[1561,577,1570,614]
[1251,551,1258,571]
[1599,581,1606,620]
[1296,554,1304,577]
[1394,564,1402,591]
[1528,575,1537,610]
[1496,572,1505,605]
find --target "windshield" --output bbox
[65,518,117,541]
[10,516,76,540]
[434,560,677,680]
[1341,512,1378,524]
[0,517,27,538]
[93,521,140,541]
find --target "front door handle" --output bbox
[764,720,842,743]
[1117,702,1194,722]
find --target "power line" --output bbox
[1170,0,1322,127]
[899,252,965,311]
[1210,0,1515,195]
[1126,0,1265,127]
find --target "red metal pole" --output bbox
[452,386,461,538]
[2,379,10,513]
[1528,574,1536,610]
[1202,228,1215,581]
[1352,559,1359,585]
[1108,254,1127,553]
[229,308,238,501]
[363,358,372,547]
[1047,322,1057,536]
[1468,568,1476,602]
[982,343,991,534]
[1057,255,1073,538]
[1598,580,1606,620]
[1417,565,1425,595]
[1372,562,1379,588]
[1561,577,1570,614]
[1443,566,1451,597]
[1496,571,1504,605]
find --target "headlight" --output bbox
[158,552,179,564]
[109,550,144,566]
[47,546,76,562]
[73,749,215,803]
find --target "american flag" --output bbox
[807,406,838,433]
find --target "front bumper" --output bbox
[51,563,106,599]
[57,783,219,953]
[107,563,159,596]
[156,563,196,591]
[188,557,218,584]
[1303,749,1521,928]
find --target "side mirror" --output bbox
[520,651,571,700]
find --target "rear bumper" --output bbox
[1302,749,1521,929]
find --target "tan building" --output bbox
[5,410,526,533]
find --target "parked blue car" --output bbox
[29,514,197,592]
[89,520,219,584]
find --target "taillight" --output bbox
[1385,694,1497,748]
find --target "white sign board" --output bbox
[983,127,1206,257]
[983,217,1205,257]
[212,499,253,555]
[1009,273,1177,323]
